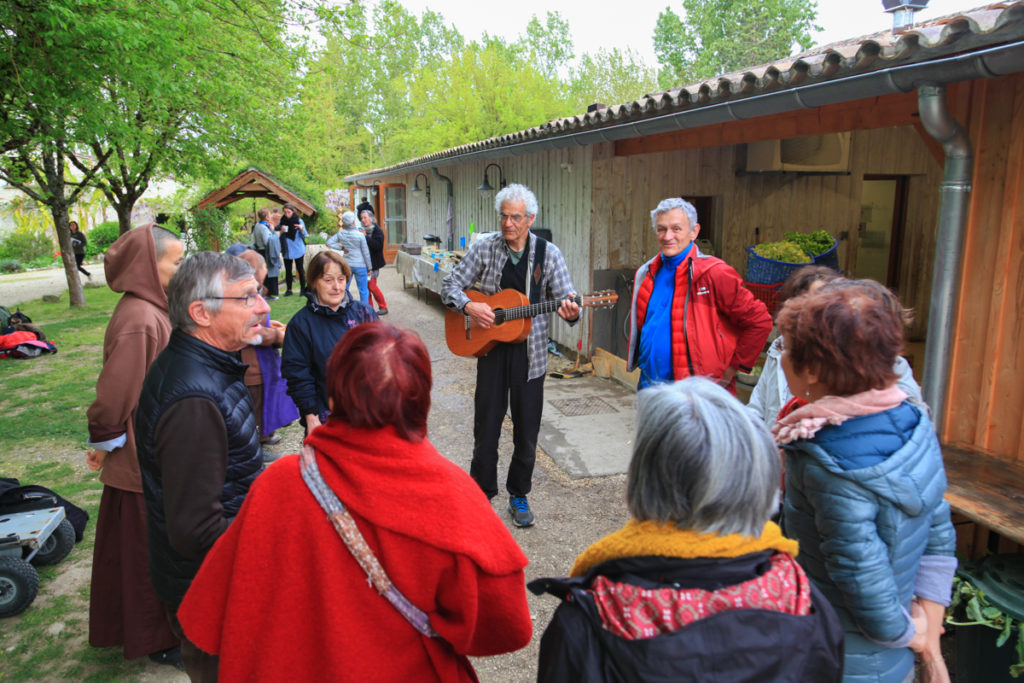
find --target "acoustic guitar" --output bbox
[445,289,619,358]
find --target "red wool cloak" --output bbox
[178,421,532,682]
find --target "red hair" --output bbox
[775,279,909,395]
[325,323,431,441]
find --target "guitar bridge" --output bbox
[463,313,472,339]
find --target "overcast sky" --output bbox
[388,0,980,66]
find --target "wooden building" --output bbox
[347,4,1024,550]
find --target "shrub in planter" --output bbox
[947,573,1024,680]
[85,221,121,256]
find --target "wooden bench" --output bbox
[942,445,1024,552]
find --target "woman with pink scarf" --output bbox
[774,279,955,683]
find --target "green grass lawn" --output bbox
[0,285,307,680]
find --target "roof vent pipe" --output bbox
[917,83,972,435]
[883,0,929,31]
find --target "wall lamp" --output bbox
[411,173,431,204]
[477,163,507,194]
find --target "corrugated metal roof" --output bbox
[347,2,1024,181]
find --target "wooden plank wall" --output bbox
[590,125,943,340]
[379,146,594,352]
[944,71,1024,463]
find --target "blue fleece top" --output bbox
[637,244,691,390]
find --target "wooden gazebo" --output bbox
[195,167,316,216]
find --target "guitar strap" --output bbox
[529,235,547,306]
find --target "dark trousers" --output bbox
[471,346,544,499]
[283,257,305,293]
[264,275,279,297]
[75,252,90,276]
[167,607,218,682]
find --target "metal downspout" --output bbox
[431,167,454,250]
[917,84,973,434]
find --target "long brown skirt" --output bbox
[89,486,179,659]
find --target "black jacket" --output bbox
[365,223,387,271]
[281,293,378,418]
[529,553,844,683]
[136,330,263,608]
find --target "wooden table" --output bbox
[943,445,1024,546]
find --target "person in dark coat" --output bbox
[135,251,270,681]
[69,220,91,278]
[530,377,844,682]
[359,209,388,315]
[281,250,378,433]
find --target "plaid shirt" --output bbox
[442,232,578,380]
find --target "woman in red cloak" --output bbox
[178,322,533,682]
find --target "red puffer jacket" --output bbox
[628,249,772,393]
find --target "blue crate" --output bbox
[745,246,809,285]
[812,238,839,270]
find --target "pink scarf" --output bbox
[772,385,907,445]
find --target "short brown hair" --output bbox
[775,279,909,395]
[778,265,841,305]
[305,250,351,286]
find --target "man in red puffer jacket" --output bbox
[627,197,772,394]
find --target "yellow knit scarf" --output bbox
[570,520,799,577]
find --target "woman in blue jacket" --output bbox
[774,279,955,683]
[281,250,377,432]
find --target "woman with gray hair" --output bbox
[530,377,843,682]
[326,210,372,303]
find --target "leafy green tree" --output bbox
[0,0,305,305]
[654,0,820,89]
[571,48,660,107]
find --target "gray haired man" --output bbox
[442,183,580,528]
[135,251,270,680]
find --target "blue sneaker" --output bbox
[508,496,535,527]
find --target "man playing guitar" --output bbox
[442,183,580,528]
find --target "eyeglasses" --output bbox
[206,293,264,307]
[500,213,527,223]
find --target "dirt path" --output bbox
[0,264,106,307]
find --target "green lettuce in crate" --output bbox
[752,241,812,264]
[784,230,835,256]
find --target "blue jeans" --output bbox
[350,267,369,303]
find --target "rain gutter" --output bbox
[346,39,1024,182]
[917,85,972,434]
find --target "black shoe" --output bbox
[148,646,184,671]
[377,308,388,316]
[283,290,293,297]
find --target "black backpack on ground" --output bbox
[0,478,89,542]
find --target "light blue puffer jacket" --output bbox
[782,403,955,683]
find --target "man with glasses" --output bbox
[442,183,580,528]
[135,251,270,679]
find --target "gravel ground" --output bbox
[0,264,106,307]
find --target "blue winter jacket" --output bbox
[782,403,956,683]
[281,292,377,419]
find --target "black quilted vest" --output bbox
[135,329,263,608]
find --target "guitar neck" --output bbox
[496,295,582,323]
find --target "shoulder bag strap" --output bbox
[528,234,547,305]
[299,444,441,639]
